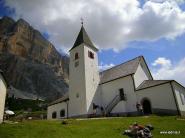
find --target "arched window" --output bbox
[60,109,65,117]
[75,52,79,60]
[52,111,57,119]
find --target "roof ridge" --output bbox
[100,55,143,74]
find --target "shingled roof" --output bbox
[48,93,69,106]
[69,25,98,51]
[100,56,143,84]
[136,80,172,90]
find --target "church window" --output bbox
[76,93,79,98]
[75,61,79,67]
[119,88,126,101]
[75,52,79,60]
[60,109,65,117]
[88,51,94,59]
[52,111,57,119]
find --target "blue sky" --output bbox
[0,0,185,85]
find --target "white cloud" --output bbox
[152,57,172,68]
[99,62,115,71]
[149,0,185,4]
[151,57,185,85]
[4,0,185,52]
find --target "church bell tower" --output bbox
[68,24,100,117]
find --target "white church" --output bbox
[47,25,185,119]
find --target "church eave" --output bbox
[69,42,98,52]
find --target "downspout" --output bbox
[66,100,69,119]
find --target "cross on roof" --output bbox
[80,18,83,25]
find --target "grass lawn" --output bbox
[0,116,184,138]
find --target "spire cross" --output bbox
[80,18,84,25]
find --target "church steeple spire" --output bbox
[69,24,98,51]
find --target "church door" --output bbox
[142,99,152,115]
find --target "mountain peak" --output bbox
[16,18,30,27]
[0,17,69,101]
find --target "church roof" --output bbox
[69,25,98,51]
[136,80,172,90]
[100,56,143,84]
[48,93,69,106]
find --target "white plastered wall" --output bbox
[47,102,67,119]
[84,45,100,114]
[68,45,87,117]
[100,75,137,114]
[134,58,153,88]
[68,44,100,117]
[172,81,185,116]
[0,74,7,123]
[136,83,177,111]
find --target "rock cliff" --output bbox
[0,16,69,101]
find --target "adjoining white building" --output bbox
[0,70,7,123]
[47,25,185,119]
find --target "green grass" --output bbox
[0,116,185,138]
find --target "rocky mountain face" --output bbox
[0,16,69,101]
